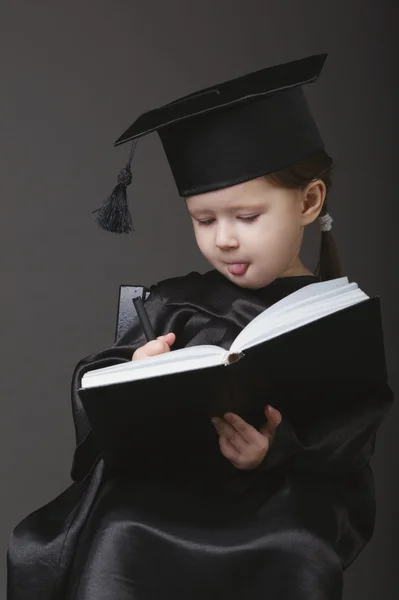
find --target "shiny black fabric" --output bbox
[7,270,394,599]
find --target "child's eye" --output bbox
[239,214,259,223]
[197,215,259,226]
[198,218,216,226]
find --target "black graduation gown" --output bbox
[7,270,394,600]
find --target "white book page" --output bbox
[260,276,349,317]
[230,278,353,352]
[233,293,369,353]
[257,281,356,321]
[81,344,225,388]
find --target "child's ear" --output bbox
[300,179,327,226]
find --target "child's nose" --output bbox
[215,223,239,249]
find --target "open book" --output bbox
[81,277,369,389]
[77,276,387,471]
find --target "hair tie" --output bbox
[318,212,333,232]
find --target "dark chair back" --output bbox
[115,285,151,343]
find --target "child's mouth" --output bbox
[226,263,249,276]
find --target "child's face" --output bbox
[185,176,311,289]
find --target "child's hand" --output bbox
[211,405,282,470]
[132,333,176,360]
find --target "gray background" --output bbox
[1,0,398,597]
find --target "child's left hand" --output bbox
[211,405,282,470]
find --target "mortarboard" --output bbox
[93,53,328,233]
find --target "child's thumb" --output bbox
[261,405,282,437]
[157,332,176,347]
[144,337,172,356]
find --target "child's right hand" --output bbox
[132,332,176,360]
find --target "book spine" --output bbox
[224,351,245,365]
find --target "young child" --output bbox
[7,54,393,600]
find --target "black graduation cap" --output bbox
[93,53,328,233]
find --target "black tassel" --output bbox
[92,140,137,234]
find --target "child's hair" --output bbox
[265,149,343,282]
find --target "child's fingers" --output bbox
[223,412,265,445]
[146,340,170,355]
[218,433,241,463]
[132,333,176,360]
[211,417,248,452]
[159,333,176,347]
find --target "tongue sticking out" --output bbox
[227,263,249,275]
